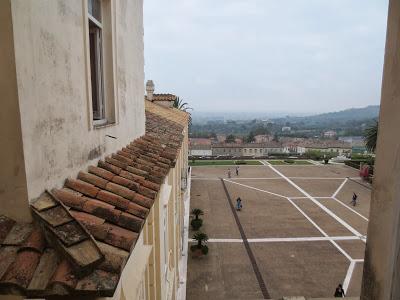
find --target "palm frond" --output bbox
[364,121,378,153]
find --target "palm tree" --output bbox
[173,97,192,111]
[173,97,193,127]
[192,232,208,248]
[364,121,378,153]
[191,208,204,220]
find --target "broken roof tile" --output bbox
[0,100,188,297]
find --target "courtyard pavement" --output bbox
[187,162,370,299]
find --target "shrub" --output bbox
[201,245,209,255]
[284,159,295,164]
[191,232,209,256]
[191,208,204,220]
[191,218,203,230]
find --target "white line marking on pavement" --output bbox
[230,177,282,180]
[288,177,351,180]
[267,165,365,240]
[331,197,369,222]
[343,261,356,294]
[188,236,362,243]
[224,179,288,199]
[332,178,348,198]
[290,196,333,199]
[222,177,356,261]
[286,197,354,261]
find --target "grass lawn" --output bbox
[267,160,313,165]
[189,160,262,166]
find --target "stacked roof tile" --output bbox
[145,93,177,102]
[0,100,188,297]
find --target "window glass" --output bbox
[88,0,101,21]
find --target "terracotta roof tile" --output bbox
[78,171,109,189]
[1,249,41,289]
[31,192,104,276]
[0,216,16,244]
[98,160,122,175]
[105,182,136,201]
[49,259,77,290]
[65,178,100,198]
[97,241,129,274]
[0,246,18,280]
[96,190,130,211]
[2,223,34,246]
[20,226,46,253]
[27,248,58,293]
[75,269,119,296]
[0,100,188,297]
[88,165,115,181]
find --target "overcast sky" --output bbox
[144,0,389,114]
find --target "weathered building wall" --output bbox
[361,0,400,299]
[0,0,31,221]
[0,0,145,217]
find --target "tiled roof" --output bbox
[189,138,212,146]
[297,139,352,149]
[0,102,188,298]
[145,93,177,102]
[212,142,282,148]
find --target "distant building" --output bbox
[211,142,283,157]
[282,126,291,132]
[297,140,352,156]
[216,134,226,143]
[254,134,272,143]
[212,144,242,156]
[323,130,337,138]
[189,144,212,156]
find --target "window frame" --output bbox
[84,0,117,129]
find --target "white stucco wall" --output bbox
[189,149,212,156]
[9,0,145,202]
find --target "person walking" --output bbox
[334,284,345,297]
[235,166,240,176]
[227,169,231,178]
[236,197,242,211]
[350,192,358,206]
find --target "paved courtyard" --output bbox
[186,162,371,299]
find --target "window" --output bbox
[88,0,104,123]
[86,0,116,127]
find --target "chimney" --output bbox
[146,80,155,101]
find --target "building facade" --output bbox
[0,1,189,299]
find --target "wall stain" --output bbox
[88,145,103,161]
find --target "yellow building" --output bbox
[0,0,189,299]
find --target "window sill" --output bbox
[93,120,116,129]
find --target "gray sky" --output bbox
[144,0,389,114]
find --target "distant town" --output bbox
[189,105,379,159]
